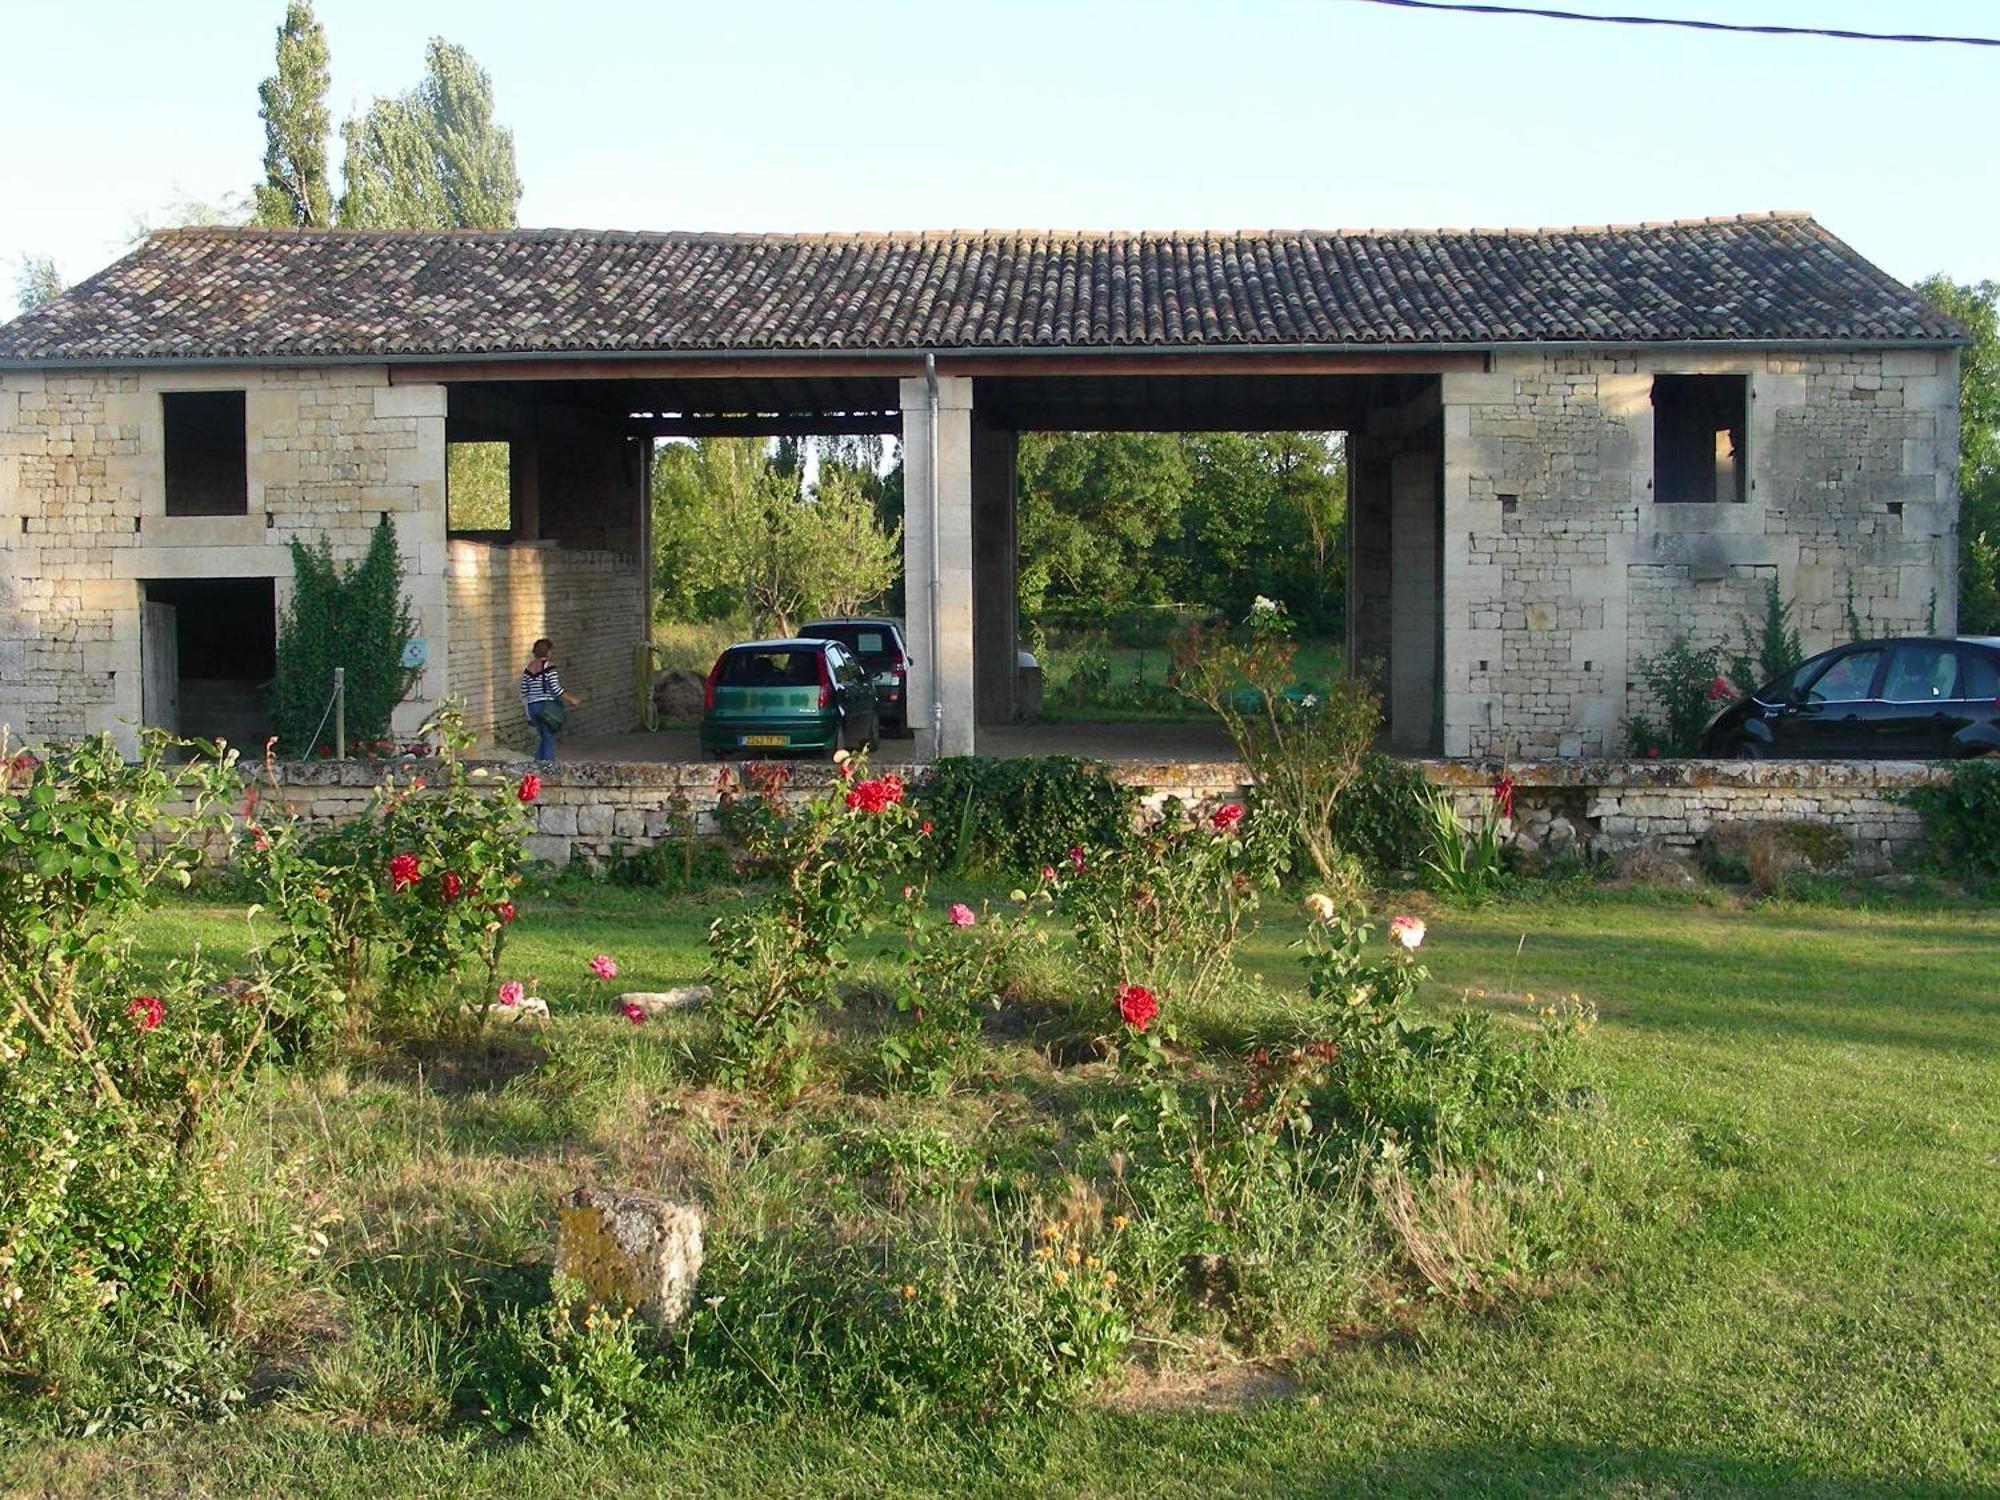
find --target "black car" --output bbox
[798,618,913,736]
[1699,636,2000,760]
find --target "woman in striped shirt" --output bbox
[520,638,580,762]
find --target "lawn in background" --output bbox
[13,882,2000,1497]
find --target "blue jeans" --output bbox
[529,702,558,761]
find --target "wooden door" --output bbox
[141,601,179,735]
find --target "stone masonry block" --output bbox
[555,1184,705,1328]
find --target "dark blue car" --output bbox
[1699,636,2000,759]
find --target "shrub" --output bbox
[914,756,1138,876]
[1626,635,1725,756]
[269,517,421,757]
[1908,760,2000,879]
[880,899,1037,1095]
[242,704,534,1038]
[1056,798,1287,1017]
[706,759,927,1093]
[1329,752,1432,880]
[1174,601,1381,882]
[1726,577,1804,696]
[0,736,300,1382]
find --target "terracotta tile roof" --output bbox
[0,212,1960,364]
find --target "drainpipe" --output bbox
[925,352,942,755]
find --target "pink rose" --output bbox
[947,902,976,928]
[620,1001,646,1024]
[1388,915,1426,951]
[589,954,619,981]
[496,980,524,1007]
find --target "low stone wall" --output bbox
[243,755,1948,872]
[1425,758,1946,869]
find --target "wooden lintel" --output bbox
[943,350,1488,377]
[393,356,919,384]
[632,414,903,438]
[392,349,1485,385]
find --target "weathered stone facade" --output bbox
[1433,349,1959,758]
[0,366,648,755]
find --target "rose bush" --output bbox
[707,754,929,1094]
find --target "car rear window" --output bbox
[716,649,822,687]
[808,625,896,662]
[1959,649,2000,700]
[1883,644,1959,702]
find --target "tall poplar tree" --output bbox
[338,39,521,230]
[251,1,333,229]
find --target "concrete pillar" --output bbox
[1346,434,1393,704]
[899,374,975,757]
[972,420,1018,726]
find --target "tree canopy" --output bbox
[653,439,901,635]
[251,1,333,229]
[12,257,62,316]
[1916,276,2000,632]
[338,39,521,230]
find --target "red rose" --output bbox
[1116,983,1158,1032]
[1068,845,1086,873]
[1211,803,1245,832]
[127,995,164,1031]
[388,853,421,891]
[920,820,934,835]
[518,773,541,803]
[496,900,516,924]
[441,871,462,900]
[1491,775,1516,820]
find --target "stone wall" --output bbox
[1440,349,1959,759]
[235,755,1944,873]
[446,540,648,753]
[1426,758,1943,870]
[0,366,450,750]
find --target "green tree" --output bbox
[651,438,901,633]
[12,256,61,314]
[251,1,333,229]
[339,39,521,230]
[1016,432,1187,621]
[1915,276,2000,632]
[270,517,421,755]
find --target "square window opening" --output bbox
[1653,374,1746,504]
[163,391,248,516]
[447,441,513,534]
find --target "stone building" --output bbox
[0,213,1963,759]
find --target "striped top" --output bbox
[521,664,564,708]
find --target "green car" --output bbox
[699,639,881,759]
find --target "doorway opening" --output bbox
[141,577,277,748]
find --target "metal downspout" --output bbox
[925,353,942,755]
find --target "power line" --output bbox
[1346,0,2000,47]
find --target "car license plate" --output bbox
[741,734,786,747]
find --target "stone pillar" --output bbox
[1389,445,1441,754]
[972,420,1018,726]
[1440,370,1516,757]
[1346,434,1393,706]
[899,374,976,757]
[378,381,451,737]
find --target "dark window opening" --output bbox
[163,391,248,516]
[1653,375,1746,504]
[447,441,513,534]
[140,577,276,747]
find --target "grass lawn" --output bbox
[10,882,2000,1497]
[1037,636,1347,721]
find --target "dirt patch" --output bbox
[1100,1358,1303,1412]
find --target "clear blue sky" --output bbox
[4,0,1996,315]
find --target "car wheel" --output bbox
[1730,737,1766,761]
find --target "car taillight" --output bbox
[703,660,721,711]
[817,654,833,709]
